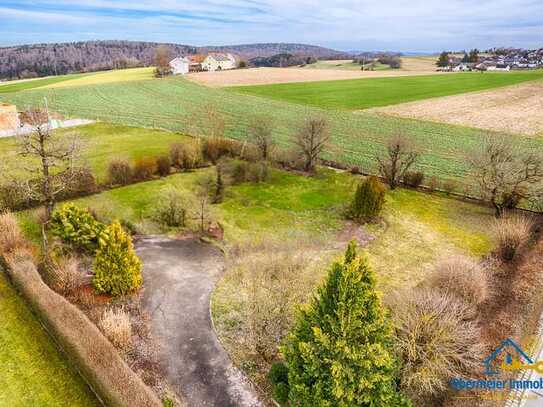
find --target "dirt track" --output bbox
[186,67,444,87]
[370,79,543,136]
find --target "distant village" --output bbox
[439,48,543,72]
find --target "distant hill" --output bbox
[0,40,348,80]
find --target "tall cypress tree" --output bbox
[282,241,410,406]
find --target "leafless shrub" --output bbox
[389,289,485,405]
[99,307,133,351]
[376,134,419,189]
[133,157,156,181]
[247,115,275,160]
[427,256,490,309]
[469,135,543,217]
[293,116,330,172]
[153,186,194,228]
[156,155,171,177]
[49,256,85,295]
[170,142,203,170]
[442,179,459,195]
[493,214,534,262]
[108,158,132,185]
[0,210,25,254]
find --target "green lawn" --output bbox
[0,272,98,406]
[0,123,191,182]
[230,71,543,110]
[2,74,542,188]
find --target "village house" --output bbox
[201,53,237,72]
[169,57,190,75]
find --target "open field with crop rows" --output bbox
[230,70,543,110]
[2,74,543,188]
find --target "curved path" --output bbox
[136,236,261,407]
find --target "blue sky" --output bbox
[1,0,542,51]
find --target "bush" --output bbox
[493,215,534,262]
[283,241,408,406]
[427,256,489,309]
[108,158,132,185]
[133,157,156,181]
[170,142,203,170]
[60,167,98,199]
[153,186,193,227]
[268,362,290,406]
[0,181,29,210]
[390,289,484,405]
[348,176,386,222]
[427,176,439,192]
[203,137,239,164]
[50,204,106,253]
[442,179,458,195]
[93,221,143,296]
[403,171,424,188]
[99,307,133,351]
[350,166,361,175]
[156,155,171,177]
[0,210,25,254]
[227,161,270,184]
[49,256,84,295]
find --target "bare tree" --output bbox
[248,115,275,160]
[186,103,225,139]
[293,117,330,172]
[16,108,82,242]
[154,45,172,77]
[194,175,215,232]
[469,135,543,217]
[376,135,419,189]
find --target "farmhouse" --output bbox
[0,103,19,131]
[169,57,190,75]
[201,53,237,71]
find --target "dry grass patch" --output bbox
[99,307,133,352]
[372,79,543,136]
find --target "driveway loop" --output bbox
[137,236,262,407]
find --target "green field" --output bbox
[230,71,543,110]
[0,73,90,94]
[2,73,542,188]
[0,272,98,406]
[301,59,391,71]
[0,123,191,182]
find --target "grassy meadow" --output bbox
[0,272,98,407]
[230,70,543,110]
[4,75,543,188]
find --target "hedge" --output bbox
[0,257,161,407]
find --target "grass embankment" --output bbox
[0,271,98,406]
[0,123,191,182]
[3,77,543,185]
[230,71,543,110]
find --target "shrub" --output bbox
[108,158,132,185]
[283,241,408,406]
[402,171,424,188]
[93,221,143,296]
[50,204,106,253]
[427,176,439,192]
[442,179,458,195]
[153,186,193,228]
[427,256,489,309]
[350,166,361,174]
[0,211,25,254]
[60,167,98,199]
[0,181,29,210]
[389,289,484,405]
[348,176,386,222]
[133,157,156,181]
[170,142,203,170]
[99,307,133,351]
[227,161,270,184]
[493,215,534,262]
[203,137,241,164]
[156,155,171,177]
[49,256,84,295]
[268,362,290,406]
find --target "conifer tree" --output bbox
[349,176,386,222]
[283,241,410,406]
[93,221,142,296]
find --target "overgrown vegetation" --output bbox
[347,176,386,222]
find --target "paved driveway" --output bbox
[137,236,261,407]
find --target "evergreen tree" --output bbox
[436,51,450,67]
[93,221,142,296]
[462,52,470,63]
[283,241,410,406]
[348,176,386,223]
[468,48,480,63]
